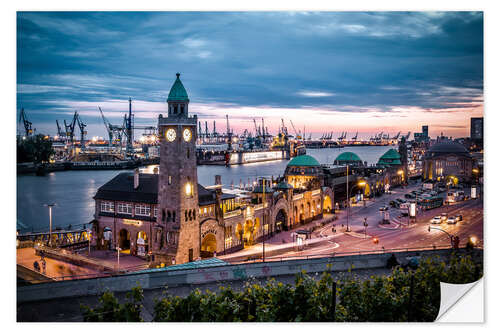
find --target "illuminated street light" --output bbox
[43,203,56,247]
[346,179,368,232]
[427,225,459,248]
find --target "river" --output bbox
[17,146,395,232]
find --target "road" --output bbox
[223,181,483,262]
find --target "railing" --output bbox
[223,210,242,219]
[224,244,482,264]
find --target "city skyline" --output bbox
[17,11,483,138]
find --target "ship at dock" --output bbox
[196,116,306,166]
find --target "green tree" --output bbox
[16,134,54,164]
[80,285,144,322]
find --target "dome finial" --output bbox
[176,73,180,78]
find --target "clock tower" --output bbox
[156,73,199,264]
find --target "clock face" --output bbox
[166,128,176,142]
[183,128,192,142]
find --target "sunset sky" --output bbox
[17,11,483,140]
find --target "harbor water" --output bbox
[17,146,395,233]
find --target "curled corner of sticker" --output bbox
[436,278,484,322]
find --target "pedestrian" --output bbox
[41,258,46,274]
[33,261,40,272]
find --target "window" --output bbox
[225,236,232,248]
[101,201,114,213]
[135,204,151,217]
[168,176,172,185]
[117,203,133,215]
[154,207,158,218]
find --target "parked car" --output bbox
[440,212,448,222]
[405,193,415,199]
[379,205,389,211]
[430,216,442,224]
[447,216,457,224]
[389,200,398,207]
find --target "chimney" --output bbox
[134,168,140,189]
[215,175,222,186]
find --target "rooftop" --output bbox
[335,151,361,162]
[287,154,320,167]
[167,73,189,102]
[93,172,223,205]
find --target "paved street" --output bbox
[221,181,483,263]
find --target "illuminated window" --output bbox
[154,207,158,217]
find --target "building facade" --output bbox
[92,74,336,266]
[422,141,474,183]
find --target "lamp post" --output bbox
[262,178,266,263]
[347,180,367,232]
[44,203,56,247]
[427,226,458,248]
[116,246,121,271]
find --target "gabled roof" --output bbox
[93,172,216,205]
[287,154,320,167]
[335,151,361,162]
[167,73,189,102]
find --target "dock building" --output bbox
[91,74,410,266]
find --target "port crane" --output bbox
[338,131,347,141]
[98,106,124,149]
[19,108,34,137]
[392,131,401,140]
[75,112,87,149]
[64,112,78,144]
[56,120,66,139]
[289,120,302,140]
[351,131,358,141]
[226,115,233,150]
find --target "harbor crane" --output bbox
[253,119,260,137]
[289,120,301,140]
[55,120,66,139]
[19,108,34,137]
[98,106,124,149]
[392,131,401,140]
[352,131,358,141]
[404,131,411,140]
[75,112,87,149]
[226,115,233,151]
[64,112,78,144]
[205,121,209,141]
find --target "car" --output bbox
[379,206,389,211]
[405,193,415,199]
[389,200,397,207]
[430,216,442,224]
[440,212,448,221]
[447,216,457,224]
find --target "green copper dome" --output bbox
[335,152,361,162]
[377,148,402,166]
[287,155,320,167]
[167,73,189,102]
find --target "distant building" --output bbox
[471,117,483,141]
[423,141,473,183]
[414,125,429,142]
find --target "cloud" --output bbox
[297,91,336,97]
[16,11,483,138]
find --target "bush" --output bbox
[82,253,482,322]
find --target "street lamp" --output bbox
[347,180,367,232]
[44,203,56,247]
[427,226,459,248]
